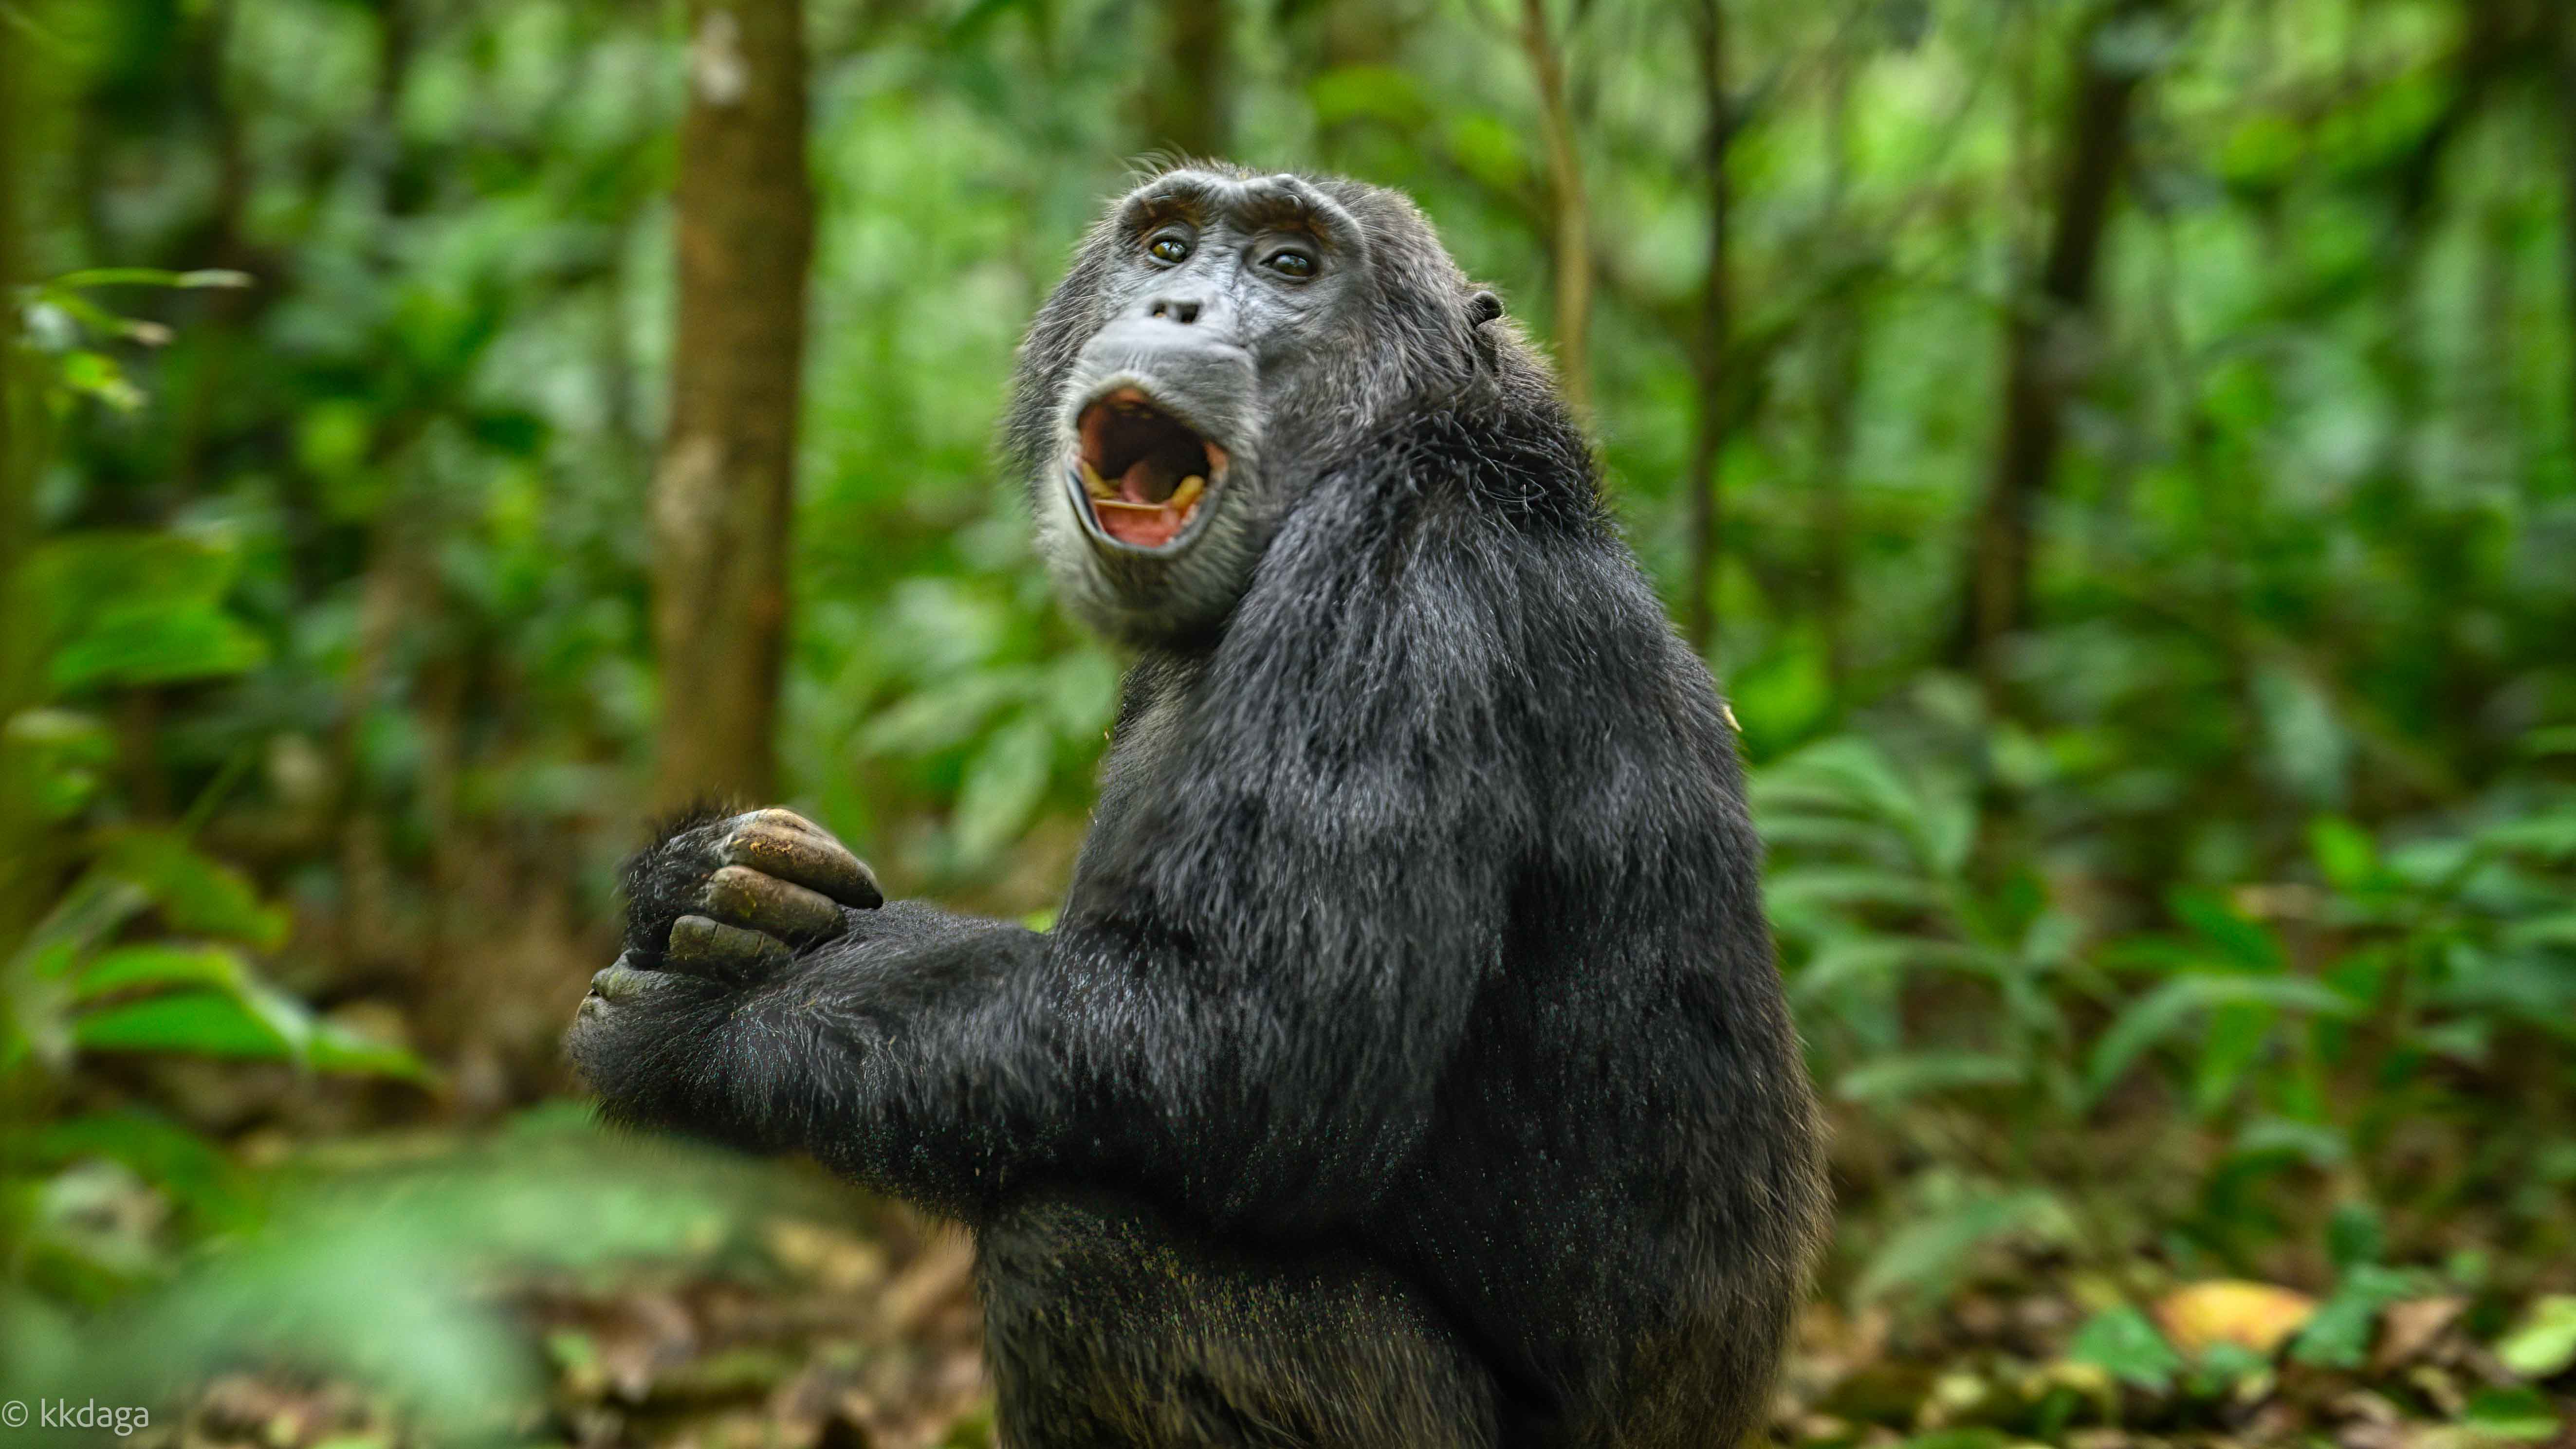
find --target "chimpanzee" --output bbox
[569,164,1826,1449]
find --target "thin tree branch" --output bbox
[1680,0,1731,657]
[1517,0,1593,413]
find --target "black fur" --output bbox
[572,167,1827,1448]
[616,800,742,966]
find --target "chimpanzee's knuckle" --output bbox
[739,806,826,838]
[666,913,791,975]
[701,864,843,941]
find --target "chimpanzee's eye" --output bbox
[1148,234,1192,264]
[1264,248,1317,280]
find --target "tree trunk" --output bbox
[1144,0,1229,160]
[2561,13,2576,446]
[1680,0,1730,656]
[0,6,35,966]
[328,0,426,976]
[1812,46,1862,704]
[1310,1,1405,166]
[0,0,39,1173]
[1958,0,2160,685]
[651,0,814,813]
[1517,0,1592,414]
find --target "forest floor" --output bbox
[141,1194,2576,1449]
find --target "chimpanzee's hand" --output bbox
[568,804,1030,1168]
[590,807,881,1005]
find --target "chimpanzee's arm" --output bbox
[573,494,1558,1231]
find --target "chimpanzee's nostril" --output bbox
[1149,298,1201,324]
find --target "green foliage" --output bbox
[1758,705,2576,1299]
[14,270,251,415]
[1852,1178,2075,1310]
[2494,1296,2576,1380]
[3,275,421,1316]
[2068,1305,2186,1394]
[5,1110,850,1436]
[32,534,267,693]
[2290,1263,2424,1369]
[9,0,2576,1424]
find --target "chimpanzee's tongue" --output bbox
[1100,503,1186,549]
[1121,458,1166,505]
[1080,454,1206,549]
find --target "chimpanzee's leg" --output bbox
[976,1190,1498,1449]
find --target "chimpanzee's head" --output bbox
[1004,165,1511,645]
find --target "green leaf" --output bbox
[1759,736,1930,837]
[73,990,294,1059]
[50,267,254,290]
[19,875,151,970]
[1757,812,1896,857]
[940,0,1032,42]
[2083,974,2357,1109]
[861,669,1030,756]
[2191,1001,2274,1118]
[2326,1201,2385,1272]
[1794,936,1995,999]
[1039,649,1120,740]
[71,943,248,1002]
[307,1020,430,1082]
[2170,890,2286,972]
[2501,912,2576,951]
[58,350,145,411]
[1837,1051,2024,1104]
[1766,866,1941,913]
[93,829,292,948]
[2067,1305,2185,1393]
[2480,813,2576,862]
[48,603,267,691]
[1441,113,1532,196]
[2017,909,2083,970]
[2290,1264,2420,1369]
[2190,1339,2270,1390]
[1790,935,1905,994]
[1898,1434,2008,1449]
[2494,1295,2576,1379]
[1306,66,1429,129]
[1855,1187,2068,1306]
[36,1110,256,1229]
[28,532,234,622]
[6,705,112,818]
[295,399,375,477]
[25,533,266,691]
[2231,1116,2347,1167]
[950,715,1054,865]
[2309,816,2378,891]
[2463,1387,2564,1440]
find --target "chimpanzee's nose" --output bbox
[1146,296,1202,324]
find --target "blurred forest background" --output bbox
[3,0,2575,1444]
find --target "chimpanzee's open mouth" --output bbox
[1068,389,1228,551]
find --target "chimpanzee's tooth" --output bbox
[1170,475,1205,510]
[1080,461,1113,496]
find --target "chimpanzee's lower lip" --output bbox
[1065,460,1224,555]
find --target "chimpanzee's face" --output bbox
[1018,170,1385,644]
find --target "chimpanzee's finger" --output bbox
[720,815,883,909]
[699,863,847,945]
[737,807,838,841]
[665,913,793,978]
